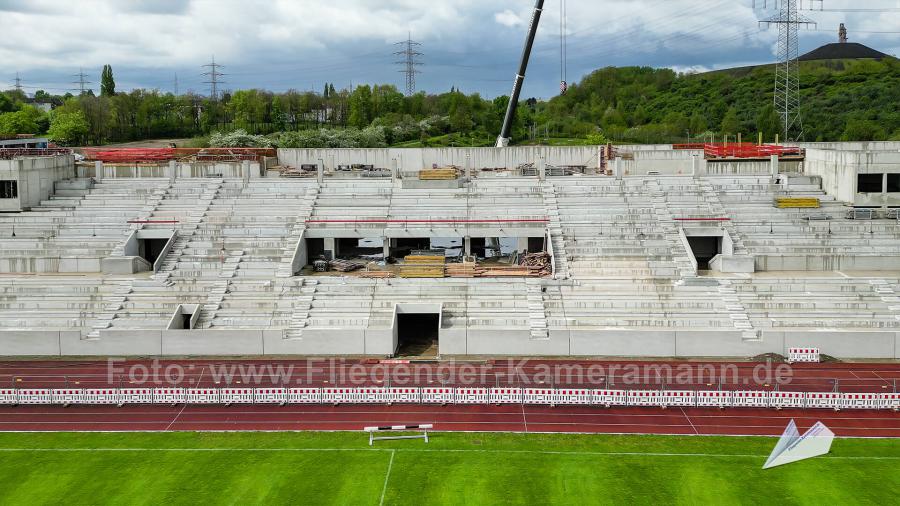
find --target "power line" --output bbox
[757,0,822,141]
[13,72,23,93]
[394,33,423,96]
[202,56,225,101]
[72,67,92,95]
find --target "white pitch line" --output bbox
[379,450,395,506]
[680,408,699,435]
[0,448,897,461]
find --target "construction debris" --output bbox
[330,259,366,272]
[360,270,396,279]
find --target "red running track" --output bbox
[0,359,898,437]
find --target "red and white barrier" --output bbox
[807,392,843,410]
[770,391,806,409]
[881,393,900,411]
[732,391,769,408]
[697,391,731,408]
[0,389,18,405]
[221,388,254,404]
[594,389,628,407]
[17,389,52,405]
[255,388,287,404]
[356,388,387,404]
[289,388,320,404]
[385,387,419,403]
[455,388,489,404]
[420,387,454,404]
[627,390,665,407]
[120,388,153,404]
[321,387,355,404]
[83,389,121,405]
[842,393,879,410]
[490,388,522,404]
[788,347,820,363]
[664,391,696,407]
[154,388,186,404]
[186,388,220,404]
[524,388,556,405]
[51,389,85,405]
[555,389,593,405]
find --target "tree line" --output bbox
[3,57,898,147]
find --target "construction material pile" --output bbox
[444,252,552,278]
[419,167,459,180]
[81,148,275,164]
[400,252,446,278]
[329,259,365,272]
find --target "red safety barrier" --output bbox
[704,143,803,159]
[305,219,549,224]
[0,148,72,159]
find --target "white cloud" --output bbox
[494,9,523,27]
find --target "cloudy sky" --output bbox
[2,0,899,99]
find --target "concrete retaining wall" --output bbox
[2,328,897,359]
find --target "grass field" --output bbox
[0,432,897,505]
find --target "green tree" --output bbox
[0,93,13,113]
[688,112,707,137]
[842,119,886,141]
[755,104,781,142]
[720,107,740,135]
[0,106,45,135]
[348,85,373,128]
[101,65,116,97]
[48,109,90,145]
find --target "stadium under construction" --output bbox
[1,142,899,359]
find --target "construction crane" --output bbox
[496,0,545,148]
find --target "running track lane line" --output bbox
[380,450,395,506]
[0,448,898,461]
[681,407,699,435]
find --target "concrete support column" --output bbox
[323,237,336,261]
[464,236,472,256]
[391,158,398,183]
[94,161,103,181]
[770,154,779,178]
[613,157,622,180]
[382,237,390,259]
[517,237,529,253]
[538,156,546,181]
[242,160,251,185]
[168,161,177,184]
[317,159,324,184]
[691,155,698,179]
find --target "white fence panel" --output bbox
[842,393,879,410]
[731,391,770,408]
[627,390,665,407]
[120,388,153,404]
[83,389,121,405]
[489,388,523,404]
[154,388,186,404]
[770,391,806,409]
[385,387,420,403]
[221,388,255,404]
[0,389,18,405]
[594,389,628,406]
[524,388,556,405]
[17,389,52,405]
[697,391,731,408]
[288,388,320,404]
[555,389,594,405]
[455,388,489,404]
[421,387,455,404]
[806,392,842,409]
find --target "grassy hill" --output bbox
[536,56,900,143]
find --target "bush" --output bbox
[208,129,274,148]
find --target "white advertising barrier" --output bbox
[880,393,900,411]
[770,391,807,409]
[83,389,121,405]
[0,389,18,405]
[385,387,420,404]
[806,392,843,410]
[186,388,220,404]
[555,388,593,405]
[288,388,320,404]
[120,388,153,404]
[664,391,697,407]
[697,391,731,408]
[17,389,52,405]
[455,388,489,404]
[154,388,186,404]
[732,391,770,408]
[627,390,665,407]
[321,388,358,404]
[221,388,254,404]
[420,387,455,404]
[490,388,523,404]
[356,388,388,404]
[51,389,85,405]
[842,393,879,410]
[524,388,556,405]
[255,388,288,404]
[594,389,628,407]
[788,347,820,363]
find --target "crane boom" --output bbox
[496,0,545,148]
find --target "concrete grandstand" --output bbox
[1,143,899,359]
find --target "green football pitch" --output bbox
[0,432,897,505]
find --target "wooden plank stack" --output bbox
[419,168,459,180]
[776,197,820,209]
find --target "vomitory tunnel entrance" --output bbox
[394,304,441,358]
